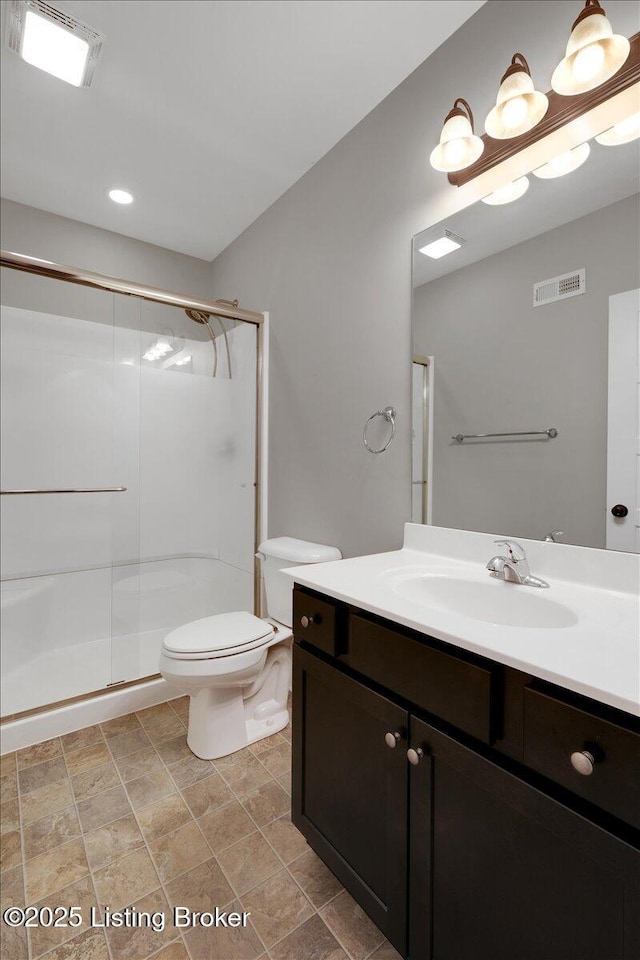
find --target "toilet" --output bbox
[159,537,341,760]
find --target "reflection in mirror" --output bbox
[412,132,639,551]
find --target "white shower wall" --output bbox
[0,300,257,716]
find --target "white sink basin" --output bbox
[393,575,579,629]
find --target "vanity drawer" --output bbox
[347,613,497,743]
[293,588,338,657]
[524,687,640,829]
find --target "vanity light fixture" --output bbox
[108,188,134,205]
[429,99,484,173]
[532,142,591,179]
[5,0,104,87]
[419,231,466,260]
[551,0,630,96]
[595,111,640,145]
[485,54,549,139]
[481,176,530,206]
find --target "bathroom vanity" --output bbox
[286,526,640,960]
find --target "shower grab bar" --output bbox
[1,487,127,495]
[452,428,558,443]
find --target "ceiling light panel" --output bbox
[5,0,104,88]
[419,231,466,260]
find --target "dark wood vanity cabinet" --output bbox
[291,586,640,960]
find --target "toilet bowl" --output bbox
[159,537,341,760]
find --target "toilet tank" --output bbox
[257,537,342,626]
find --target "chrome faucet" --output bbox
[487,540,549,588]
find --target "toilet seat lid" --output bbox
[163,612,274,656]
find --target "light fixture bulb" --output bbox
[443,138,467,166]
[430,99,484,172]
[595,111,640,145]
[481,177,530,206]
[108,188,134,205]
[533,142,591,179]
[551,1,630,96]
[485,54,548,140]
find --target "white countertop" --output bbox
[285,524,640,717]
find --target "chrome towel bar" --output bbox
[452,428,558,443]
[1,487,127,495]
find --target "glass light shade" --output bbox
[430,112,484,172]
[533,142,591,178]
[595,112,640,145]
[551,6,630,95]
[481,176,530,205]
[485,69,549,139]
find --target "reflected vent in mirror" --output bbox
[533,269,585,307]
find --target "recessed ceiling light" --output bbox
[419,231,466,260]
[108,188,134,205]
[5,1,104,88]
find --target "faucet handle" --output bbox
[494,539,526,561]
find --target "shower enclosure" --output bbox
[0,253,263,719]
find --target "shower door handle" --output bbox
[1,487,127,494]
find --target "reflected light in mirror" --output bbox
[533,142,591,179]
[481,176,530,205]
[596,112,640,146]
[419,233,465,259]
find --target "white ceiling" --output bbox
[0,0,483,260]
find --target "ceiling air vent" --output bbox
[533,269,585,308]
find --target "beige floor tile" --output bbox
[137,792,192,842]
[321,891,385,960]
[18,756,67,795]
[166,752,214,789]
[164,857,234,913]
[241,867,314,947]
[77,784,132,833]
[257,741,291,778]
[270,913,347,960]
[288,850,343,910]
[277,771,292,795]
[24,837,89,903]
[0,767,18,801]
[0,753,17,778]
[17,738,62,769]
[43,927,111,960]
[0,830,22,871]
[136,702,177,727]
[114,745,163,783]
[64,742,111,777]
[126,768,176,811]
[84,813,145,872]
[241,780,289,827]
[155,734,192,766]
[1,798,19,834]
[23,805,80,859]
[184,908,264,960]
[145,715,186,745]
[198,799,256,854]
[149,940,190,960]
[213,746,254,769]
[29,875,97,958]
[21,777,74,826]
[92,847,159,910]
[169,697,190,723]
[148,820,210,882]
[260,814,308,865]
[71,760,120,802]
[0,862,24,908]
[180,772,233,818]
[280,722,292,742]
[249,732,285,758]
[60,725,104,754]
[369,941,404,959]
[105,888,178,960]
[0,862,28,958]
[217,832,281,896]
[0,919,28,959]
[100,713,143,740]
[216,756,273,798]
[106,727,152,760]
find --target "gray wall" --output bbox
[413,196,640,549]
[208,0,640,558]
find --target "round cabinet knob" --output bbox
[570,750,595,776]
[300,614,319,628]
[385,732,401,749]
[611,504,629,518]
[407,747,424,766]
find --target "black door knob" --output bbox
[611,504,629,518]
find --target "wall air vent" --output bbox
[533,269,585,308]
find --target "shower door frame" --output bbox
[0,249,266,719]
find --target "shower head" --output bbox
[185,308,210,325]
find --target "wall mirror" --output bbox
[411,133,639,552]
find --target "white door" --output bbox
[606,289,640,552]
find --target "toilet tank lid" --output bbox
[258,537,342,564]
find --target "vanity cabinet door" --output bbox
[409,716,640,960]
[292,645,409,954]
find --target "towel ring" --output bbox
[363,406,396,454]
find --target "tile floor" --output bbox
[1,695,401,960]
